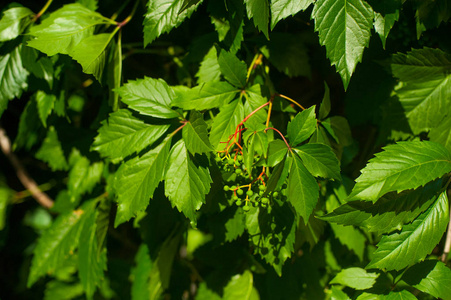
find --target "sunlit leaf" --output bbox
[0,6,34,42]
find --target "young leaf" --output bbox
[312,0,374,89]
[35,126,69,171]
[348,141,451,202]
[143,0,202,46]
[173,81,237,110]
[67,152,103,202]
[0,6,34,42]
[318,83,331,120]
[78,206,106,299]
[391,48,451,134]
[374,11,399,49]
[218,49,247,88]
[210,99,244,150]
[34,91,56,127]
[92,109,170,163]
[270,0,314,30]
[287,105,317,146]
[294,143,341,180]
[267,140,288,167]
[115,77,179,119]
[223,271,254,300]
[69,33,114,81]
[330,268,379,290]
[28,201,96,287]
[182,110,213,155]
[164,140,212,223]
[27,4,112,56]
[13,100,45,151]
[322,179,442,234]
[402,260,451,300]
[113,137,172,226]
[0,44,28,118]
[287,154,319,224]
[366,190,449,271]
[244,0,269,39]
[196,46,221,83]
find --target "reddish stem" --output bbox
[265,127,291,150]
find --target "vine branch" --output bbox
[0,127,54,209]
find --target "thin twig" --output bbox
[0,127,54,209]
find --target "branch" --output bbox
[0,127,54,209]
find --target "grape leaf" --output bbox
[143,0,202,46]
[34,91,56,128]
[21,46,54,89]
[27,4,112,56]
[35,126,69,171]
[331,223,366,261]
[374,11,399,49]
[318,83,331,120]
[196,46,221,83]
[331,268,379,290]
[13,99,44,151]
[183,111,213,155]
[294,143,341,180]
[287,154,319,224]
[0,44,28,118]
[67,151,103,202]
[391,48,451,134]
[366,190,449,271]
[69,33,114,81]
[44,281,84,300]
[115,77,179,119]
[173,81,237,110]
[270,0,314,30]
[429,115,451,152]
[113,137,172,226]
[312,0,374,89]
[348,141,451,202]
[402,260,451,300]
[321,179,442,234]
[164,140,212,223]
[78,206,106,299]
[0,6,34,42]
[92,109,170,163]
[210,99,244,150]
[28,201,96,287]
[77,0,99,11]
[267,140,288,167]
[218,49,247,88]
[287,105,317,146]
[244,0,269,39]
[223,271,253,300]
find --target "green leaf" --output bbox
[0,44,28,117]
[348,141,451,202]
[287,154,319,224]
[92,109,170,163]
[196,46,221,83]
[287,105,317,146]
[78,206,106,299]
[322,179,442,234]
[113,136,172,226]
[331,267,379,290]
[164,140,212,223]
[391,48,451,134]
[374,11,399,49]
[210,99,244,151]
[244,0,269,39]
[173,81,238,110]
[324,116,353,146]
[0,6,34,42]
[331,223,366,261]
[116,77,179,119]
[223,270,254,300]
[429,116,451,152]
[367,190,449,271]
[35,126,69,171]
[28,201,95,287]
[312,0,374,89]
[318,83,331,120]
[44,281,84,300]
[68,151,103,202]
[246,202,297,275]
[27,3,112,56]
[267,140,288,167]
[330,286,351,300]
[270,0,314,29]
[131,244,152,300]
[294,143,341,180]
[356,291,417,300]
[143,0,202,46]
[34,91,56,127]
[69,33,114,81]
[183,111,213,155]
[21,46,54,89]
[13,100,44,150]
[0,181,12,231]
[218,49,247,88]
[77,0,99,11]
[402,260,451,300]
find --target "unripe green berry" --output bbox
[235,169,242,174]
[223,185,230,191]
[243,205,250,212]
[231,185,237,190]
[236,200,242,206]
[232,195,239,200]
[259,185,266,191]
[261,197,269,204]
[215,156,221,162]
[246,190,254,196]
[272,191,279,198]
[237,189,244,196]
[227,158,234,165]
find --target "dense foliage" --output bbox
[0,0,450,299]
